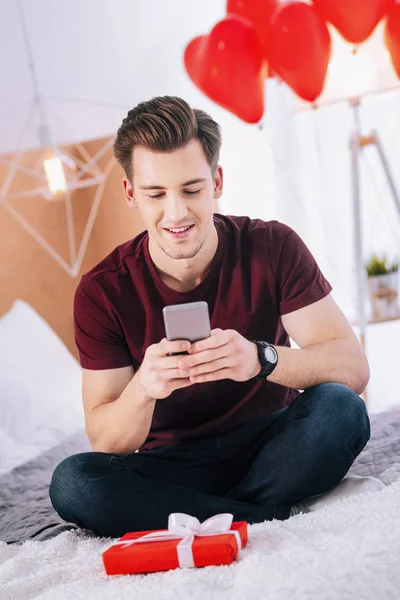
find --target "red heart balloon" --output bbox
[266,2,331,102]
[184,17,266,123]
[226,0,278,58]
[385,4,400,78]
[313,0,390,44]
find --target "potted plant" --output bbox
[365,255,399,320]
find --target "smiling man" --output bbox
[49,96,383,538]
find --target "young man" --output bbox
[50,96,383,538]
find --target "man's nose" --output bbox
[164,194,189,223]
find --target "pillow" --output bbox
[0,300,84,474]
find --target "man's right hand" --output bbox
[136,338,195,400]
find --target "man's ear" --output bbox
[123,178,138,209]
[213,166,223,200]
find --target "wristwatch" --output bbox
[252,341,279,380]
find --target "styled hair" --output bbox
[113,96,222,182]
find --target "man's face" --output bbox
[123,139,222,261]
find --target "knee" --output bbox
[312,383,370,450]
[318,382,368,419]
[49,452,94,515]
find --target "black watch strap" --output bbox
[252,340,278,380]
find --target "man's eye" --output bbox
[148,189,201,199]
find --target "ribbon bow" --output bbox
[112,512,241,568]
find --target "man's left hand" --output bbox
[177,329,261,383]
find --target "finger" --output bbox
[183,347,226,368]
[190,368,230,384]
[162,355,193,372]
[157,338,191,356]
[162,366,192,379]
[188,357,229,377]
[211,328,223,335]
[170,377,195,388]
[189,334,230,355]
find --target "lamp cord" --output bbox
[16,0,49,139]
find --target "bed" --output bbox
[1,301,400,599]
[0,300,84,476]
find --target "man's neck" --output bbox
[149,224,218,293]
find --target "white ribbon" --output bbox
[112,512,242,568]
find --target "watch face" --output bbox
[264,346,277,363]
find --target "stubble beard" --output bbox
[157,219,213,261]
[159,231,206,261]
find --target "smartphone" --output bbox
[163,301,211,355]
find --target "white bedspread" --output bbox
[0,300,84,475]
[1,464,400,600]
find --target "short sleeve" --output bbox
[276,227,332,316]
[74,276,132,370]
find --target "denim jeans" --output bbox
[49,383,370,538]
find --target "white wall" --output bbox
[214,79,400,414]
[2,0,399,412]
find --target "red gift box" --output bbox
[102,513,248,575]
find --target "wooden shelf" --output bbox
[368,314,400,325]
[351,314,400,327]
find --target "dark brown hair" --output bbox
[113,96,222,182]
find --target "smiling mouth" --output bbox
[163,224,195,238]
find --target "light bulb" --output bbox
[43,154,67,195]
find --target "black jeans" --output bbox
[49,383,370,538]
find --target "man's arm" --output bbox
[82,336,196,455]
[266,294,370,394]
[83,366,156,456]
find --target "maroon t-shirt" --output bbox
[74,214,332,450]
